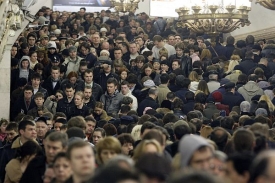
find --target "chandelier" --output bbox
[109,0,144,13]
[176,0,252,39]
[256,0,275,10]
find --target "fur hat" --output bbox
[100,50,110,56]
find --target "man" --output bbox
[225,36,236,60]
[12,85,36,120]
[118,42,131,64]
[167,35,175,46]
[65,140,95,183]
[249,57,272,80]
[91,33,101,56]
[126,26,138,42]
[42,66,62,96]
[27,33,38,52]
[62,46,82,77]
[83,86,96,110]
[207,70,221,93]
[38,34,49,49]
[135,36,145,53]
[105,14,118,29]
[79,42,97,69]
[239,51,257,76]
[179,134,213,171]
[83,69,103,101]
[0,120,37,182]
[157,73,171,106]
[27,92,49,118]
[174,34,182,44]
[129,42,139,60]
[84,116,96,141]
[56,83,75,117]
[35,117,49,145]
[137,88,159,116]
[152,35,176,59]
[238,74,264,103]
[30,73,48,98]
[20,132,68,183]
[1,122,18,146]
[126,73,142,97]
[100,78,124,116]
[222,82,244,111]
[113,47,130,68]
[175,76,191,104]
[120,81,138,111]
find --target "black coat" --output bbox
[11,97,36,120]
[239,58,257,75]
[225,44,235,60]
[93,71,119,93]
[42,77,62,96]
[11,69,34,92]
[56,98,75,117]
[248,64,273,80]
[20,156,46,183]
[165,141,179,158]
[183,100,195,115]
[222,92,244,111]
[0,143,16,182]
[69,105,91,119]
[173,109,185,119]
[175,88,190,104]
[137,97,159,116]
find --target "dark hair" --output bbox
[53,152,68,164]
[160,73,169,84]
[233,129,255,153]
[141,122,156,135]
[227,152,254,175]
[186,111,199,122]
[65,83,74,90]
[174,124,191,140]
[248,74,258,82]
[126,73,138,84]
[46,131,68,148]
[120,105,131,114]
[107,78,118,86]
[23,85,34,93]
[172,98,183,109]
[163,113,179,124]
[103,123,117,136]
[245,51,254,59]
[93,128,106,137]
[66,140,91,160]
[15,140,42,162]
[221,117,234,130]
[185,91,194,101]
[18,120,35,132]
[226,36,235,45]
[143,129,164,146]
[170,171,219,183]
[6,122,18,132]
[195,92,207,104]
[238,74,248,83]
[117,133,135,145]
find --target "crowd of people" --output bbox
[1,5,275,183]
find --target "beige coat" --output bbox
[4,159,22,183]
[157,84,171,106]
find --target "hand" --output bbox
[49,95,56,100]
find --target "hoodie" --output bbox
[237,81,264,103]
[19,56,31,80]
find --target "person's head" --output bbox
[117,133,135,156]
[51,66,60,80]
[148,88,159,100]
[233,129,255,153]
[176,76,191,88]
[18,120,37,141]
[54,118,67,131]
[34,92,44,107]
[66,140,95,180]
[129,42,138,54]
[44,131,68,163]
[96,136,121,164]
[74,91,84,107]
[120,81,130,95]
[5,122,18,142]
[0,119,8,134]
[83,69,93,84]
[16,140,41,162]
[68,46,77,59]
[23,85,34,100]
[67,71,78,85]
[65,83,75,99]
[153,35,164,48]
[84,116,96,135]
[94,101,104,116]
[52,152,72,183]
[107,78,118,95]
[132,139,162,162]
[92,128,106,145]
[35,117,48,139]
[179,135,213,171]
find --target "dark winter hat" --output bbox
[243,118,255,126]
[224,82,236,90]
[17,78,27,87]
[234,65,242,71]
[59,37,68,41]
[160,60,169,66]
[120,116,134,125]
[220,78,230,86]
[175,75,185,86]
[251,95,261,101]
[252,44,262,51]
[66,127,85,139]
[35,117,47,125]
[11,58,19,67]
[161,100,172,110]
[51,56,60,63]
[206,97,215,104]
[212,91,223,102]
[55,118,67,124]
[62,49,69,56]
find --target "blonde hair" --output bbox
[132,139,162,162]
[200,49,212,60]
[188,71,199,82]
[200,126,213,139]
[74,91,84,99]
[159,47,168,58]
[131,125,142,141]
[227,60,240,73]
[259,95,275,112]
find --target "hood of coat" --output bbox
[263,44,275,50]
[19,56,31,70]
[242,81,261,94]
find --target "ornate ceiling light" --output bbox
[256,0,275,10]
[176,0,252,39]
[110,0,144,13]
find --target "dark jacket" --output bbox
[248,64,272,80]
[11,69,34,92]
[20,156,46,183]
[203,103,220,120]
[239,58,257,75]
[42,77,62,96]
[69,105,91,119]
[61,79,84,92]
[175,88,190,104]
[173,109,185,119]
[225,44,235,60]
[56,98,75,117]
[100,91,124,115]
[137,97,159,116]
[84,96,96,110]
[222,92,244,111]
[165,141,179,158]
[183,100,195,115]
[12,97,36,120]
[181,56,193,77]
[261,44,275,57]
[214,43,226,57]
[79,52,98,69]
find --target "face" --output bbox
[5,130,18,142]
[30,53,37,61]
[120,71,127,80]
[161,64,169,71]
[54,122,63,131]
[100,149,118,164]
[189,39,196,45]
[11,47,17,56]
[21,60,29,69]
[92,131,103,145]
[211,158,226,178]
[86,121,96,135]
[43,167,55,183]
[190,49,195,55]
[0,123,7,134]
[32,78,41,88]
[24,90,33,100]
[176,48,183,56]
[114,50,122,59]
[121,143,133,156]
[45,140,63,163]
[168,36,175,45]
[136,38,144,46]
[94,107,103,116]
[20,125,37,140]
[136,61,144,69]
[172,61,180,70]
[92,34,100,44]
[74,95,83,106]
[36,121,48,139]
[154,41,162,48]
[53,157,72,182]
[107,83,116,94]
[70,146,95,176]
[144,67,152,76]
[225,161,247,183]
[189,147,213,171]
[197,39,204,47]
[153,62,160,70]
[46,120,53,130]
[84,72,93,84]
[84,89,92,100]
[120,84,129,95]
[35,97,44,107]
[175,36,181,43]
[65,88,75,99]
[69,51,77,59]
[55,92,63,102]
[51,70,60,80]
[81,47,89,56]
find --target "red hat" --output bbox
[212,91,223,102]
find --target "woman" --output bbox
[118,67,129,84]
[37,49,50,67]
[96,136,121,165]
[142,51,153,64]
[93,102,110,121]
[70,91,91,119]
[259,95,275,114]
[44,90,64,114]
[196,80,210,96]
[189,71,200,93]
[92,128,106,145]
[152,60,161,74]
[28,51,38,70]
[51,152,72,183]
[4,141,42,183]
[60,71,84,92]
[139,63,160,86]
[226,55,241,74]
[200,49,212,72]
[0,119,8,143]
[94,17,102,30]
[132,139,162,162]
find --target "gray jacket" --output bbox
[100,90,124,116]
[238,81,264,103]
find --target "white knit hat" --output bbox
[54,29,61,35]
[100,50,110,56]
[143,80,155,88]
[47,41,57,49]
[100,27,107,32]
